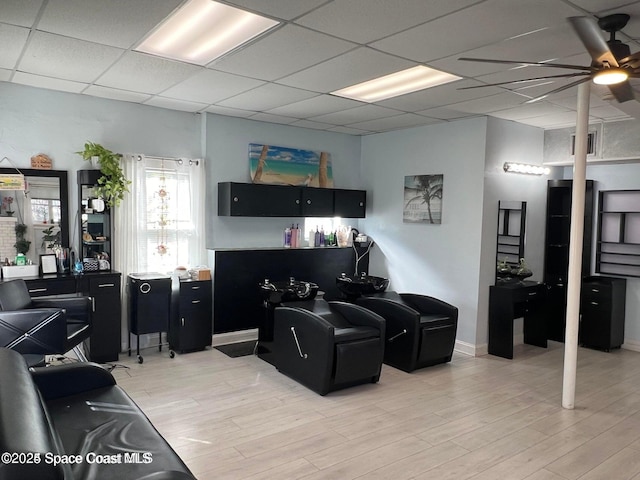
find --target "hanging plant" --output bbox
[76,142,131,208]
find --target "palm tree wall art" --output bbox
[403,174,443,224]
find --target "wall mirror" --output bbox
[496,200,526,284]
[0,168,69,264]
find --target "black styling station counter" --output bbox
[211,247,369,337]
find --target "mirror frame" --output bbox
[0,168,69,248]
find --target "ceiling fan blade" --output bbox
[608,81,635,102]
[524,77,592,104]
[457,72,590,90]
[568,16,619,67]
[619,51,640,69]
[459,57,591,71]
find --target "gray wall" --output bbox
[203,113,362,250]
[360,117,488,350]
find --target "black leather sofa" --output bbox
[273,299,386,395]
[0,347,195,480]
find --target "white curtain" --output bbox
[114,154,206,349]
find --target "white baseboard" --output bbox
[455,340,485,357]
[212,329,258,347]
[622,339,640,353]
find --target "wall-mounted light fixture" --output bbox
[503,162,550,175]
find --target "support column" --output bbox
[562,81,590,409]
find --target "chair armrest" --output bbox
[32,295,93,318]
[328,301,386,334]
[30,362,116,400]
[356,297,421,333]
[399,294,458,321]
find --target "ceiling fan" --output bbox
[458,14,640,103]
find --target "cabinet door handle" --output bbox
[191,300,201,304]
[233,196,239,202]
[295,199,300,205]
[591,288,599,293]
[181,317,185,327]
[306,199,312,205]
[92,297,95,312]
[99,283,115,288]
[28,288,47,293]
[191,286,200,290]
[359,202,364,207]
[528,292,537,296]
[591,301,598,306]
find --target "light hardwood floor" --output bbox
[111,342,640,480]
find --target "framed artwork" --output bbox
[403,174,443,224]
[249,143,333,188]
[40,253,58,274]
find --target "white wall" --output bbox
[360,117,488,349]
[203,113,362,250]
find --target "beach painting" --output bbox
[403,174,443,224]
[249,143,334,188]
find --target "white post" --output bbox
[562,81,590,409]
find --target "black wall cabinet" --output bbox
[169,279,212,353]
[218,182,366,218]
[580,276,626,351]
[543,179,594,342]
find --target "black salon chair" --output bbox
[273,299,386,395]
[0,279,93,362]
[356,292,458,373]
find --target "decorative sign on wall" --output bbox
[0,174,26,191]
[249,143,334,188]
[30,153,53,170]
[403,174,443,224]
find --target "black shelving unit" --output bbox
[78,170,112,267]
[543,179,594,342]
[496,200,526,283]
[596,190,640,278]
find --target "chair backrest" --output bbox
[0,279,33,311]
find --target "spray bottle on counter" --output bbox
[284,225,292,248]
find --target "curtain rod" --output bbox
[131,154,200,166]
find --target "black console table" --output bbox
[12,272,122,363]
[488,281,547,359]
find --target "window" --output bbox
[30,198,61,224]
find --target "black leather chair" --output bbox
[273,299,385,395]
[356,292,458,373]
[0,279,93,361]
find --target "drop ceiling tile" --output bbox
[309,104,403,125]
[266,94,362,117]
[517,112,601,128]
[205,105,256,118]
[218,83,317,111]
[589,104,632,120]
[278,47,415,93]
[0,69,12,82]
[371,0,583,62]
[12,71,87,93]
[223,0,329,20]
[289,119,334,130]
[1,0,44,27]
[295,0,480,44]
[347,113,441,132]
[328,125,372,135]
[490,102,571,121]
[377,79,502,112]
[39,0,182,49]
[547,93,608,109]
[0,24,29,69]
[144,96,208,113]
[447,91,529,114]
[569,0,639,13]
[414,107,477,120]
[96,51,201,95]
[248,112,298,125]
[162,68,264,104]
[211,25,355,81]
[277,47,413,93]
[19,31,123,83]
[83,85,152,103]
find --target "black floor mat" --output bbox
[214,341,257,358]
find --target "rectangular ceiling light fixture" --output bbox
[135,0,279,66]
[331,65,461,102]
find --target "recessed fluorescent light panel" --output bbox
[136,0,279,65]
[332,66,461,102]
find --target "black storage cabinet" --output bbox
[127,273,172,362]
[580,276,627,351]
[169,278,212,353]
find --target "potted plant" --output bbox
[14,223,31,256]
[76,142,131,208]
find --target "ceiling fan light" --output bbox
[593,68,629,85]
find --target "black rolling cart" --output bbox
[127,273,173,363]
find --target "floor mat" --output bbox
[214,340,257,358]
